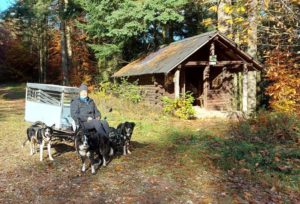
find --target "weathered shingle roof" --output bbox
[113,31,262,77]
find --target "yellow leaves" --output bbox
[226,33,233,39]
[208,5,217,12]
[202,18,214,27]
[236,6,246,14]
[234,17,244,23]
[225,18,233,24]
[223,4,233,14]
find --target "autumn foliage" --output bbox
[0,23,38,82]
[265,50,300,114]
[47,31,63,84]
[69,25,97,87]
[47,26,97,86]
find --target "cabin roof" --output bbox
[113,31,263,77]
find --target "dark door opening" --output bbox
[183,67,204,106]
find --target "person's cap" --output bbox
[79,83,88,92]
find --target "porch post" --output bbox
[242,63,248,113]
[174,68,180,98]
[233,72,238,111]
[181,68,186,95]
[248,67,257,113]
[203,65,210,108]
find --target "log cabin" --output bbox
[113,31,263,113]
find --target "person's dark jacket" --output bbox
[70,96,101,124]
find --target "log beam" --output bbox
[184,60,244,66]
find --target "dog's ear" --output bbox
[131,122,135,128]
[117,123,124,129]
[121,122,127,130]
[51,124,55,129]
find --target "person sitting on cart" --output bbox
[70,83,110,137]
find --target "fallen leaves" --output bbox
[276,165,293,172]
[114,164,124,172]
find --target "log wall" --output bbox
[128,74,166,106]
[207,90,231,110]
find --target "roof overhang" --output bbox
[113,31,264,78]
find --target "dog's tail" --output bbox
[21,138,28,147]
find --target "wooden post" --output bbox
[181,69,186,95]
[203,65,210,108]
[248,70,257,113]
[233,72,238,111]
[242,63,248,113]
[174,68,180,98]
[222,66,227,81]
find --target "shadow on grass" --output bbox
[52,142,75,157]
[164,127,300,202]
[0,83,25,120]
[111,141,149,157]
[0,83,25,100]
[1,90,25,100]
[0,152,106,203]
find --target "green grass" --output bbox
[167,127,300,194]
[92,91,300,195]
[0,83,26,100]
[0,85,299,203]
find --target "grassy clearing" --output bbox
[0,84,299,203]
[167,113,300,201]
[92,91,300,202]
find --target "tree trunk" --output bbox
[162,24,167,44]
[247,0,258,113]
[168,23,174,43]
[218,0,232,37]
[43,16,48,83]
[153,23,159,49]
[38,18,48,83]
[66,22,72,64]
[64,0,73,71]
[39,33,43,83]
[60,0,69,85]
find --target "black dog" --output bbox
[108,127,123,153]
[75,127,113,174]
[117,122,135,155]
[75,129,93,173]
[23,121,55,161]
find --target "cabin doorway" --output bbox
[183,67,204,106]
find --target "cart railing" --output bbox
[25,83,79,130]
[27,88,61,106]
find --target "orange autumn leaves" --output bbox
[266,50,300,114]
[47,28,96,86]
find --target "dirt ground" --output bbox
[0,84,298,204]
